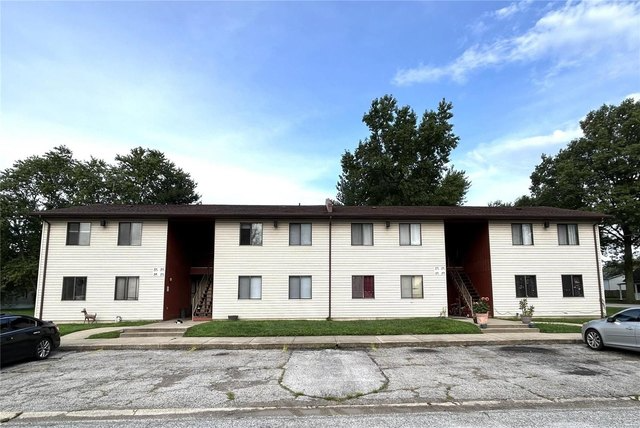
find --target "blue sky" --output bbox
[2,1,639,205]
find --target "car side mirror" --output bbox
[606,317,615,323]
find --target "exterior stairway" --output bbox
[447,267,481,316]
[192,272,213,320]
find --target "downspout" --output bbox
[39,218,51,320]
[328,216,332,320]
[593,223,604,318]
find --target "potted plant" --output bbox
[473,297,491,327]
[519,298,535,324]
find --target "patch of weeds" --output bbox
[445,386,454,401]
[188,346,199,352]
[282,345,288,352]
[226,392,235,400]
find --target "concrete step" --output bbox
[485,323,533,329]
[481,327,540,334]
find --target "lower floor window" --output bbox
[238,276,262,299]
[289,276,312,299]
[115,276,139,300]
[562,275,584,297]
[62,277,87,300]
[515,275,538,298]
[352,275,375,299]
[401,275,423,299]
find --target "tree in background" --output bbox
[527,98,640,302]
[337,95,469,206]
[0,146,200,302]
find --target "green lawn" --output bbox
[606,306,629,316]
[185,317,480,337]
[536,323,582,334]
[58,321,152,336]
[2,307,35,317]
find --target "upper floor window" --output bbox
[512,223,533,245]
[352,275,375,299]
[351,223,373,246]
[62,276,87,301]
[515,275,538,298]
[289,223,312,246]
[118,222,142,246]
[558,224,579,245]
[66,222,91,246]
[289,276,312,299]
[238,276,262,299]
[240,223,262,246]
[115,276,139,300]
[399,223,421,246]
[562,275,584,297]
[401,275,423,299]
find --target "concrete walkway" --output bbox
[59,318,583,351]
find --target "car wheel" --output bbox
[585,329,604,350]
[35,338,52,360]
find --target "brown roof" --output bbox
[33,204,608,221]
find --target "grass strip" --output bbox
[185,317,480,337]
[58,321,152,336]
[536,323,582,334]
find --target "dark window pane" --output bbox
[363,276,375,298]
[352,224,363,245]
[515,276,526,298]
[352,276,364,298]
[526,276,538,298]
[67,222,80,245]
[240,224,251,245]
[289,224,301,245]
[118,223,131,245]
[561,275,573,297]
[289,277,300,299]
[512,224,522,245]
[572,275,584,297]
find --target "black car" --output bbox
[0,314,61,365]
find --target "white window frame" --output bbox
[289,276,312,299]
[115,276,139,300]
[118,222,142,246]
[401,275,423,299]
[289,223,312,246]
[557,224,579,245]
[240,223,263,246]
[399,223,421,246]
[511,223,534,246]
[351,223,374,246]
[238,276,262,299]
[66,222,91,246]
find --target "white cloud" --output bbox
[460,125,582,205]
[493,0,532,20]
[393,1,640,85]
[0,117,336,205]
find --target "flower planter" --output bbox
[476,312,489,327]
[521,316,532,324]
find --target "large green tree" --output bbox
[528,98,640,303]
[337,95,469,206]
[0,146,200,302]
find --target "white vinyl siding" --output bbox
[213,220,328,319]
[35,220,167,322]
[333,220,447,318]
[490,221,600,317]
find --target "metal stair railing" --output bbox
[448,267,476,317]
[193,272,213,318]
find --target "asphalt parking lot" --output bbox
[1,344,638,420]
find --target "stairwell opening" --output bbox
[164,220,215,321]
[444,221,493,318]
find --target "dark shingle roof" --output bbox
[33,204,608,221]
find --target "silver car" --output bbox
[582,308,640,351]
